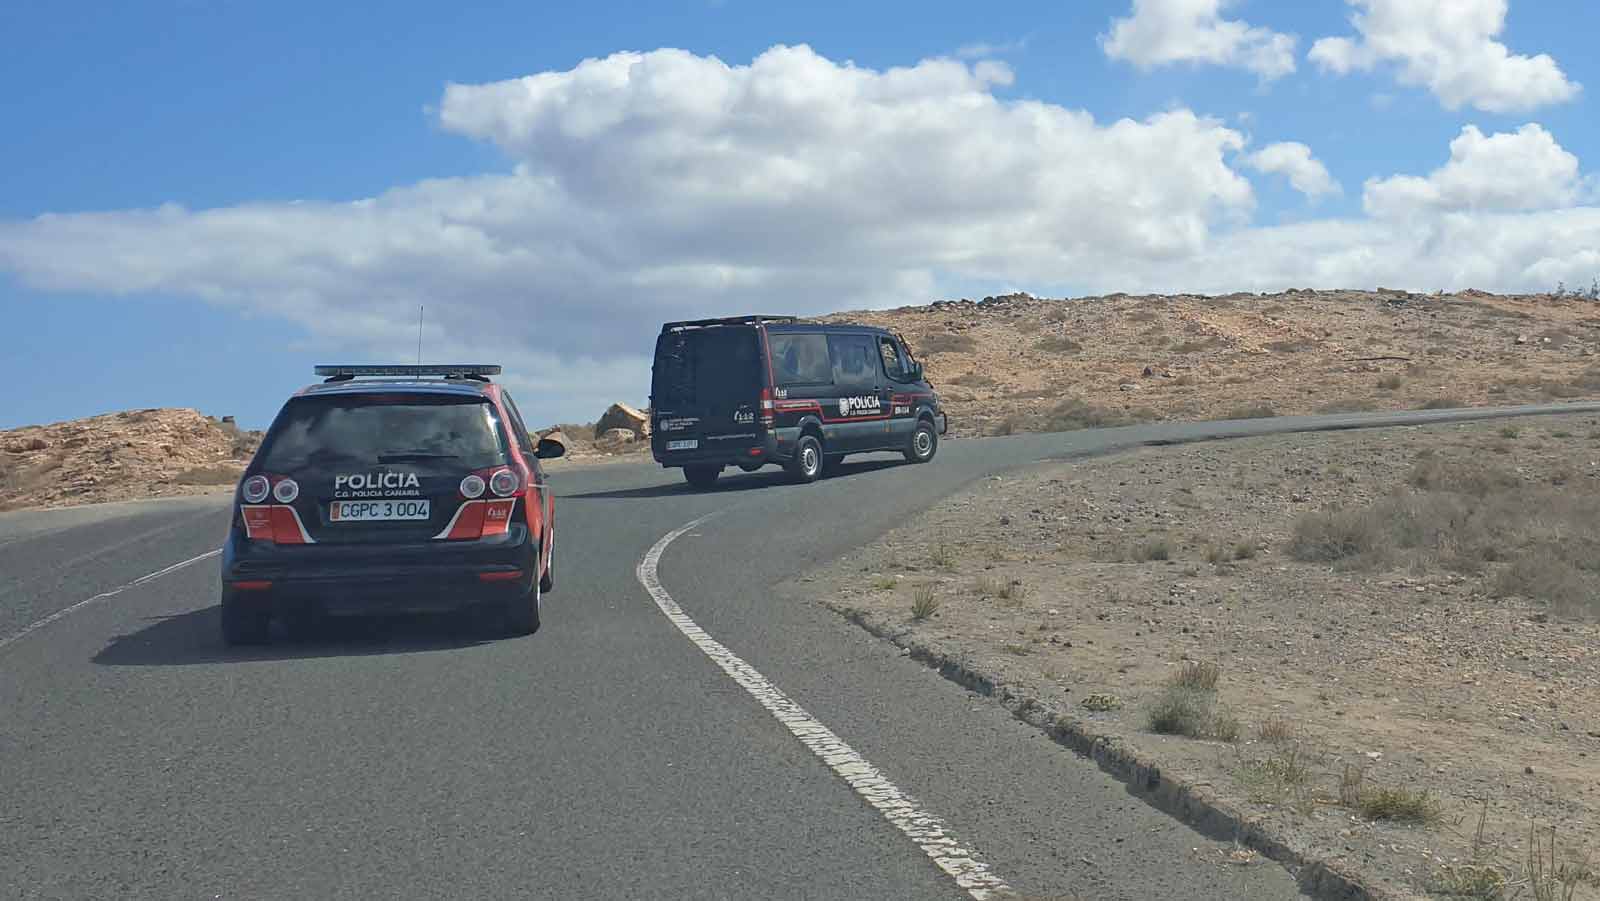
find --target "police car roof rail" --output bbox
[314,364,501,383]
[660,315,799,331]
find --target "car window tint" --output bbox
[653,327,762,404]
[878,337,907,380]
[828,334,879,393]
[501,391,534,450]
[257,396,507,471]
[770,333,832,386]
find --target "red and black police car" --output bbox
[220,365,563,644]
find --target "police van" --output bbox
[649,316,948,488]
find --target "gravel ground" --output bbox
[805,414,1600,900]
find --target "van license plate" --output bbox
[330,500,431,522]
[666,439,698,451]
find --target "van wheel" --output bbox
[684,465,721,489]
[904,419,938,464]
[220,590,271,646]
[788,435,824,483]
[505,566,542,636]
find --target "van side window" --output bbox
[828,334,880,393]
[770,333,832,385]
[877,337,908,381]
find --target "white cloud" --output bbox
[954,38,1028,60]
[1364,124,1581,218]
[0,45,1255,423]
[1310,0,1580,113]
[1,46,1597,424]
[1244,142,1341,200]
[1102,0,1297,80]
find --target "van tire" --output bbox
[788,435,824,483]
[539,534,554,594]
[904,419,938,464]
[684,465,721,489]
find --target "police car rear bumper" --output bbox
[222,525,536,613]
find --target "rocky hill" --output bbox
[818,289,1600,437]
[0,409,261,512]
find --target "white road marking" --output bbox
[0,548,221,653]
[638,516,1014,900]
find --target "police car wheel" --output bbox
[220,590,271,646]
[684,465,721,489]
[505,566,542,636]
[788,435,824,483]
[905,420,938,464]
[539,530,555,593]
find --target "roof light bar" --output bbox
[314,364,502,378]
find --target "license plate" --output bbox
[329,499,431,522]
[666,439,699,451]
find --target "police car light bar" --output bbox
[314,364,502,379]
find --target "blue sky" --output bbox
[3,0,1597,429]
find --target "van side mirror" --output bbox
[534,436,567,460]
[909,362,925,382]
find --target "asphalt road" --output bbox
[4,402,1597,901]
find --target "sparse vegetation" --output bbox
[1133,536,1172,562]
[174,464,244,486]
[950,372,998,388]
[1169,660,1220,691]
[1378,374,1404,391]
[1222,405,1277,420]
[1420,397,1465,410]
[1257,714,1298,743]
[928,543,957,571]
[871,575,898,591]
[1147,687,1238,741]
[918,332,979,355]
[1035,336,1082,354]
[910,585,940,620]
[1356,786,1441,824]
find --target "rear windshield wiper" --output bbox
[376,452,461,463]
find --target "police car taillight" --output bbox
[759,387,775,426]
[460,474,486,499]
[489,468,519,497]
[272,478,300,503]
[241,475,270,504]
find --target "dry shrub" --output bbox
[1035,336,1083,354]
[919,333,979,355]
[174,464,244,486]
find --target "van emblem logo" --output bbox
[839,396,882,416]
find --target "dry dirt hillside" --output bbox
[0,409,261,512]
[818,289,1600,437]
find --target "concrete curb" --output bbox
[828,605,1413,901]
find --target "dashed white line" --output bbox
[637,515,1014,900]
[0,548,221,654]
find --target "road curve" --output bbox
[3,401,1596,900]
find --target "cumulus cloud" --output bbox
[0,46,1256,422]
[1,45,1597,422]
[1244,142,1341,200]
[1364,124,1582,219]
[1102,0,1297,80]
[954,38,1028,60]
[1310,0,1580,113]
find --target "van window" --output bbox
[653,327,762,406]
[828,334,880,393]
[770,333,832,386]
[877,337,908,381]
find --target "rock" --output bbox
[594,402,649,440]
[221,415,235,424]
[1516,335,1529,345]
[598,427,636,445]
[1119,383,1140,392]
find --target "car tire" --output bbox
[787,435,824,483]
[220,589,271,646]
[904,419,938,464]
[684,465,721,490]
[539,532,554,594]
[505,564,542,637]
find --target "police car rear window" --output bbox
[256,395,508,472]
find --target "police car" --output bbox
[220,365,563,644]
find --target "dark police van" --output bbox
[649,316,948,488]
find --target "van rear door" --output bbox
[650,325,764,458]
